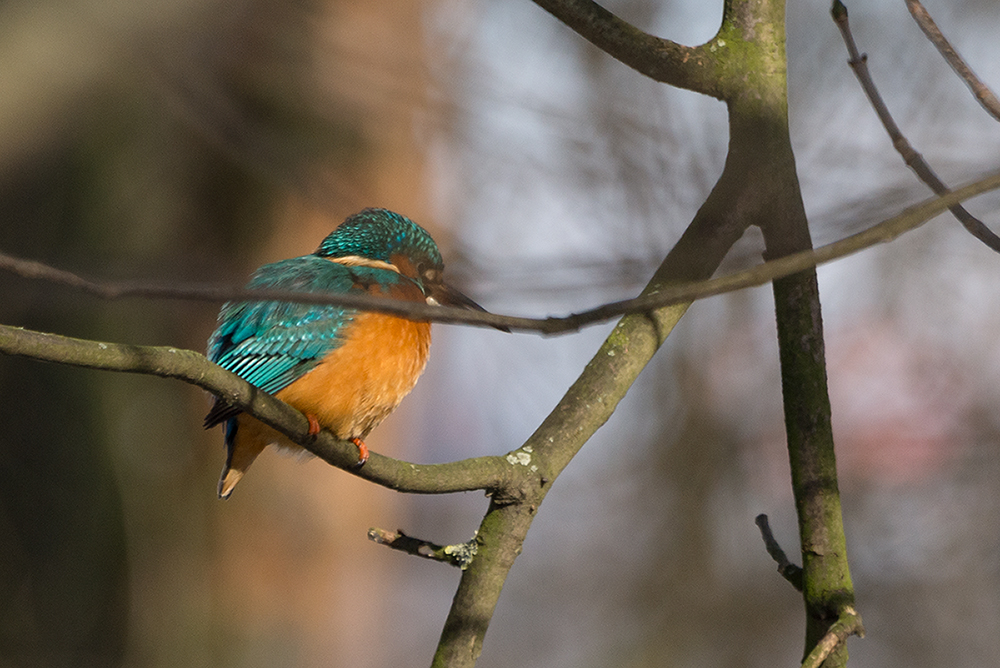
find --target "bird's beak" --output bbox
[428,282,510,333]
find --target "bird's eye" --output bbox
[415,262,435,280]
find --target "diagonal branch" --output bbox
[905,0,1000,122]
[832,1,1000,253]
[0,323,513,495]
[429,102,759,665]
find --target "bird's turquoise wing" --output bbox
[205,255,422,428]
[205,255,360,427]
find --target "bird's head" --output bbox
[316,208,492,315]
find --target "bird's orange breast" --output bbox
[274,312,432,440]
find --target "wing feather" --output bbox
[205,256,356,427]
[203,255,422,428]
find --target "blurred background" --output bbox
[1,0,999,666]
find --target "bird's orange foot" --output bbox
[351,437,369,468]
[306,413,321,437]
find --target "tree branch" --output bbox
[800,607,866,668]
[529,0,722,98]
[753,103,856,667]
[429,89,758,663]
[755,514,803,590]
[368,528,479,569]
[0,323,513,495]
[832,0,1000,253]
[3,169,998,335]
[905,0,1000,122]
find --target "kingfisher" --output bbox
[204,208,496,499]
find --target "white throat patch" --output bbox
[327,255,400,273]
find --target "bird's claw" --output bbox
[351,437,369,468]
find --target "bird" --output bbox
[204,207,498,499]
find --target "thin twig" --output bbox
[368,528,479,569]
[4,169,1000,336]
[905,0,1000,122]
[0,250,518,330]
[754,514,803,590]
[800,606,866,668]
[832,1,1000,253]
